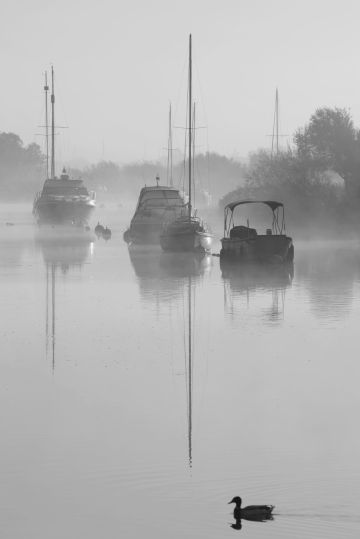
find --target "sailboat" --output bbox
[123,104,185,246]
[160,35,213,254]
[33,67,96,227]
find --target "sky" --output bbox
[1,0,360,168]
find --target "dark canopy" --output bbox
[225,200,284,212]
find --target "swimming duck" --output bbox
[228,496,274,521]
[102,227,112,240]
[95,222,105,236]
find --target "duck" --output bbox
[228,496,274,521]
[102,226,112,240]
[95,222,105,236]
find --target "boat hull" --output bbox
[34,199,95,225]
[220,235,294,264]
[124,222,170,245]
[160,229,212,253]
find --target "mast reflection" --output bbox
[36,232,93,371]
[128,248,209,467]
[186,274,193,468]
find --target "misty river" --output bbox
[1,204,360,539]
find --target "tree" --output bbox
[294,107,359,191]
[0,132,44,199]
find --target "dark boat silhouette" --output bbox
[160,35,212,254]
[123,176,185,246]
[33,68,96,226]
[220,200,294,264]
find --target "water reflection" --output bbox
[230,514,274,531]
[295,243,360,320]
[129,248,208,467]
[221,260,294,323]
[0,228,30,268]
[35,233,93,370]
[128,247,211,304]
[186,274,194,468]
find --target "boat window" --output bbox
[140,190,182,202]
[42,185,89,196]
[144,199,182,208]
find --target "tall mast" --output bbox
[271,87,279,156]
[188,34,192,219]
[276,87,279,154]
[44,72,49,179]
[192,102,196,209]
[51,66,55,179]
[167,103,173,187]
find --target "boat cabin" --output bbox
[135,185,184,211]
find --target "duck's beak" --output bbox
[228,501,233,504]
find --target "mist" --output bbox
[2,2,360,538]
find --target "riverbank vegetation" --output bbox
[2,106,360,236]
[220,108,360,235]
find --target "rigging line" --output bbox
[193,54,212,196]
[167,103,171,186]
[182,70,189,196]
[44,71,49,179]
[192,56,209,128]
[52,72,71,171]
[206,127,211,196]
[173,56,188,123]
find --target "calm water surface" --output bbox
[1,204,360,538]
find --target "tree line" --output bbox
[3,105,360,236]
[0,131,246,203]
[220,108,360,234]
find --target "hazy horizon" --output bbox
[1,0,360,169]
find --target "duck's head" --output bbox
[228,496,242,507]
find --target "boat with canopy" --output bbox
[220,200,294,264]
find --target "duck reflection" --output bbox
[230,513,274,531]
[221,259,293,323]
[128,246,211,305]
[35,231,93,370]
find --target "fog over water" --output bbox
[2,1,360,536]
[1,205,360,538]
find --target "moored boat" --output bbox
[220,200,294,264]
[123,177,185,245]
[33,67,96,226]
[33,168,96,225]
[160,215,212,253]
[160,34,212,254]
